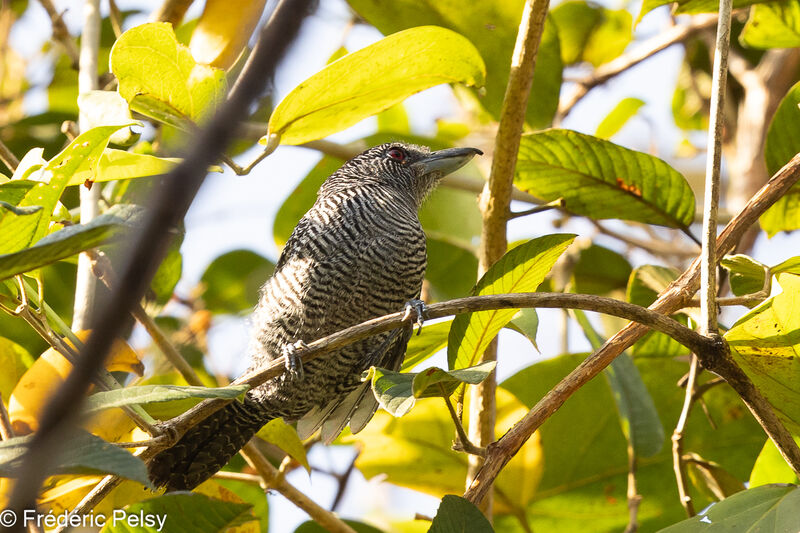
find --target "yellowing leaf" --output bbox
[265,26,485,146]
[255,418,309,472]
[725,273,800,433]
[190,0,267,69]
[8,331,143,434]
[111,22,227,124]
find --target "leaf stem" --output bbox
[440,384,486,457]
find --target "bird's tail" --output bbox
[148,396,269,491]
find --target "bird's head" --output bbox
[321,142,483,207]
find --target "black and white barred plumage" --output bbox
[148,142,481,491]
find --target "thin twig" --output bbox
[471,0,551,512]
[672,356,700,516]
[37,0,80,69]
[624,442,641,533]
[212,471,264,484]
[440,385,486,457]
[558,14,718,119]
[241,442,358,533]
[108,0,123,38]
[508,198,564,219]
[6,0,313,517]
[148,0,193,24]
[0,137,19,171]
[462,152,800,506]
[329,451,359,512]
[593,221,699,259]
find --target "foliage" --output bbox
[0,0,799,532]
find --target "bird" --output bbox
[147,142,482,491]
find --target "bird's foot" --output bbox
[402,299,427,335]
[282,340,308,381]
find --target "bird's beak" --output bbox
[411,147,483,177]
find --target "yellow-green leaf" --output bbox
[725,273,800,433]
[255,418,309,472]
[740,0,800,49]
[447,234,575,370]
[264,26,485,146]
[110,22,227,124]
[595,97,645,139]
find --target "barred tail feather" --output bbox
[148,397,269,491]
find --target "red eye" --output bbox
[387,148,407,161]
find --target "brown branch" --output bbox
[672,356,700,516]
[156,292,717,445]
[0,137,19,172]
[149,0,194,25]
[6,0,313,519]
[241,442,358,533]
[558,14,718,119]
[463,152,800,506]
[471,0,552,512]
[37,0,80,70]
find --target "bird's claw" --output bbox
[403,299,427,335]
[282,340,307,381]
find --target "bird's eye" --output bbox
[386,147,407,162]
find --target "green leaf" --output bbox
[626,265,689,358]
[571,244,632,295]
[740,0,800,48]
[83,384,250,415]
[750,438,800,487]
[101,492,254,532]
[0,430,149,486]
[0,204,143,281]
[0,336,33,401]
[0,124,130,255]
[515,130,695,228]
[9,148,46,181]
[402,319,452,371]
[774,256,800,275]
[658,484,800,532]
[425,238,478,302]
[595,97,646,139]
[761,80,800,236]
[638,0,771,23]
[110,22,227,125]
[725,273,800,434]
[368,361,496,417]
[429,495,494,533]
[345,1,562,129]
[552,2,632,67]
[720,254,768,298]
[265,26,485,146]
[501,355,764,531]
[295,520,384,533]
[447,234,575,370]
[255,418,310,472]
[571,309,665,458]
[506,307,540,351]
[199,249,276,314]
[67,149,182,187]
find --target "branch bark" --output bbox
[463,152,800,506]
[470,0,551,512]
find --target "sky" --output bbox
[8,0,800,530]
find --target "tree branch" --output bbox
[463,152,800,506]
[471,0,552,512]
[557,14,718,119]
[155,292,718,446]
[37,0,80,70]
[0,137,19,172]
[5,0,313,519]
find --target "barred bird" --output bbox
[148,142,482,491]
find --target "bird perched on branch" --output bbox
[148,142,482,491]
